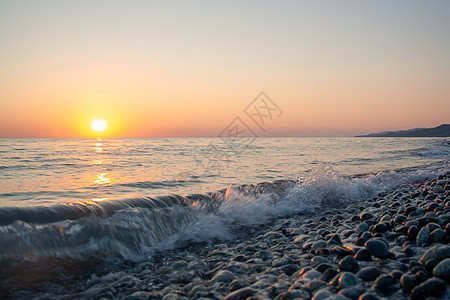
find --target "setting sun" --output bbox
[91,119,107,132]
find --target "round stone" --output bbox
[410,278,446,300]
[338,255,359,272]
[429,228,446,243]
[374,274,394,291]
[416,226,430,246]
[365,239,389,258]
[357,267,380,281]
[400,274,415,293]
[420,244,450,263]
[433,257,450,278]
[338,272,358,288]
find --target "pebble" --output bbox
[420,244,450,263]
[400,274,415,292]
[223,288,255,300]
[211,270,236,283]
[365,239,389,258]
[338,272,358,288]
[433,257,450,278]
[416,226,429,246]
[338,255,359,272]
[410,277,447,300]
[357,267,380,281]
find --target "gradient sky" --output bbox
[0,0,449,137]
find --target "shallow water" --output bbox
[1,137,448,207]
[0,137,449,261]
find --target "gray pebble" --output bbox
[357,266,380,281]
[365,239,389,258]
[433,257,450,278]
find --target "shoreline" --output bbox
[2,171,450,299]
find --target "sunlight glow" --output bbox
[91,119,107,132]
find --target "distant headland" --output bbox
[356,124,450,137]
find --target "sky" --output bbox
[0,0,449,138]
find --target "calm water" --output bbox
[0,137,449,207]
[0,137,449,261]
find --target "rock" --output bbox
[312,289,332,300]
[360,212,373,221]
[338,287,364,299]
[338,272,358,288]
[429,228,446,243]
[338,256,359,272]
[372,223,388,233]
[433,258,450,278]
[320,268,338,282]
[281,264,298,276]
[373,274,394,291]
[420,244,450,263]
[410,278,447,300]
[127,291,154,300]
[311,240,327,251]
[356,222,369,233]
[358,293,379,300]
[223,288,255,300]
[416,226,430,246]
[354,249,371,261]
[357,267,380,281]
[365,239,389,258]
[407,225,419,241]
[306,280,327,293]
[400,274,415,293]
[211,270,236,283]
[434,185,445,193]
[315,263,334,273]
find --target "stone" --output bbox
[211,270,236,283]
[429,228,446,243]
[373,274,394,291]
[357,267,380,281]
[434,185,445,193]
[416,226,429,246]
[400,274,415,293]
[433,257,450,278]
[365,239,389,258]
[407,225,419,241]
[223,288,255,300]
[320,268,338,282]
[360,212,373,220]
[338,256,359,272]
[338,272,358,288]
[306,280,327,293]
[127,291,154,300]
[356,222,369,233]
[358,293,379,300]
[311,240,327,251]
[410,278,447,300]
[354,249,371,261]
[419,244,450,263]
[312,289,332,300]
[338,287,364,299]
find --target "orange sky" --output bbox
[0,1,449,138]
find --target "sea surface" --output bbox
[0,137,449,261]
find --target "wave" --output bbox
[0,162,447,262]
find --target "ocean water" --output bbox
[0,137,449,261]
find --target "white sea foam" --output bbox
[0,162,448,261]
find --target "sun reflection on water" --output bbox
[94,173,110,184]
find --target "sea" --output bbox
[0,137,449,261]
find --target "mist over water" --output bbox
[0,137,449,261]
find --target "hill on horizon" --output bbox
[356,124,450,137]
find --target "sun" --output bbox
[91,119,107,132]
